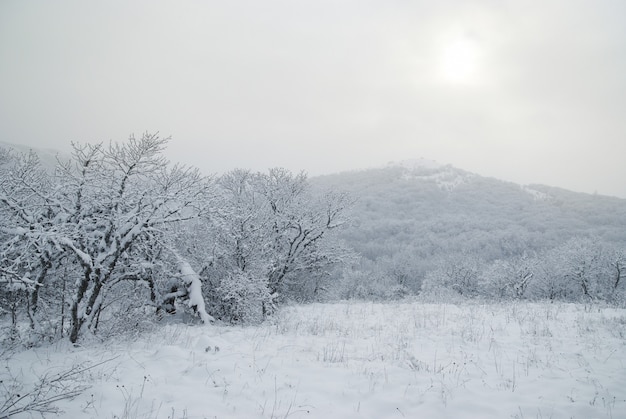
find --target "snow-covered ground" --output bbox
[3,301,625,418]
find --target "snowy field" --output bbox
[3,301,626,419]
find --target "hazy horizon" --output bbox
[2,1,625,197]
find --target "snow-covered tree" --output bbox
[0,134,215,343]
[525,237,611,301]
[337,261,409,301]
[0,147,64,341]
[421,253,484,298]
[192,168,353,321]
[52,133,214,342]
[478,254,536,300]
[256,168,353,298]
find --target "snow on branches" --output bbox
[0,134,215,343]
[0,136,355,343]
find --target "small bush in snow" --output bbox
[211,271,276,323]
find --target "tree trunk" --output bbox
[69,270,91,343]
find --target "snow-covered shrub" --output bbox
[211,271,275,323]
[337,267,409,301]
[0,356,97,418]
[421,255,484,299]
[87,281,158,341]
[478,256,535,300]
[0,281,28,344]
[186,168,353,319]
[0,263,73,346]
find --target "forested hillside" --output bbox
[312,160,626,301]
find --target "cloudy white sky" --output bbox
[1,1,625,197]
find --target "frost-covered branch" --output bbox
[0,357,116,418]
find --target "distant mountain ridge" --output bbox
[311,160,626,292]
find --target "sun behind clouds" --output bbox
[439,36,482,84]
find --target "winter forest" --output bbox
[1,134,625,418]
[0,134,355,344]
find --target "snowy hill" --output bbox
[311,161,626,293]
[394,162,474,191]
[314,160,626,248]
[385,158,443,171]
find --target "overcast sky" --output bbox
[1,1,625,197]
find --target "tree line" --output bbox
[0,133,352,344]
[418,237,625,302]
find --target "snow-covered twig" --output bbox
[0,356,118,418]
